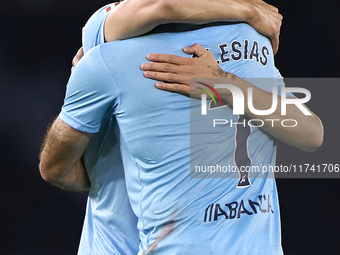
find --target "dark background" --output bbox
[1,0,339,254]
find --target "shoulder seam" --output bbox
[98,44,122,117]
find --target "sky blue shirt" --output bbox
[62,22,284,254]
[77,4,139,254]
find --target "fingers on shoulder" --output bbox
[155,83,190,95]
[183,43,207,57]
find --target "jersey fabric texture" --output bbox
[82,3,117,53]
[77,3,139,255]
[61,23,284,254]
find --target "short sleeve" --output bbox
[60,46,119,133]
[82,3,120,53]
[275,68,285,95]
[275,68,295,98]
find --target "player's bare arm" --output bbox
[106,0,282,54]
[39,117,93,191]
[140,44,324,152]
[72,0,282,72]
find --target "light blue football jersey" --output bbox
[76,3,139,255]
[82,3,118,54]
[61,23,284,254]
